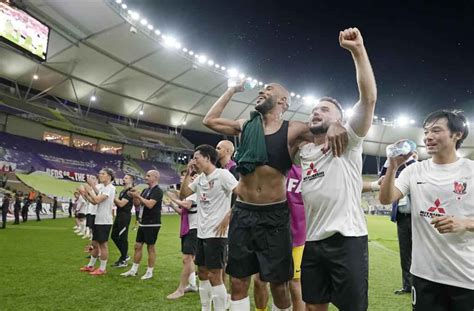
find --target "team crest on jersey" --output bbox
[303,162,325,182]
[453,181,467,195]
[420,198,446,218]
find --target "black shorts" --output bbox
[181,229,198,255]
[92,224,112,243]
[195,238,227,270]
[226,201,293,283]
[412,275,474,311]
[77,213,86,219]
[301,233,368,311]
[136,226,160,245]
[86,214,95,228]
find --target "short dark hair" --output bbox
[423,109,469,150]
[195,144,218,164]
[124,174,135,185]
[319,97,344,118]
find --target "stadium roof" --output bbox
[0,0,472,159]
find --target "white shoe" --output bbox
[183,285,198,293]
[120,269,137,277]
[140,272,153,280]
[77,231,85,236]
[82,233,90,239]
[73,226,78,229]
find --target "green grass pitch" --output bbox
[0,215,411,310]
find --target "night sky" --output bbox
[127,0,474,123]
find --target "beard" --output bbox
[309,122,329,135]
[255,98,275,114]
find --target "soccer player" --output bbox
[83,175,99,240]
[166,184,199,299]
[299,27,377,311]
[111,174,135,268]
[79,168,116,275]
[75,192,87,236]
[180,145,238,311]
[121,170,163,280]
[380,110,473,311]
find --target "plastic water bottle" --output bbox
[228,78,257,91]
[386,139,417,158]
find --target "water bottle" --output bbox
[386,139,417,158]
[228,78,257,91]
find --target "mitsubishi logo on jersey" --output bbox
[303,162,325,182]
[427,199,446,214]
[306,162,318,176]
[420,198,446,218]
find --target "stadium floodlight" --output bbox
[207,59,214,66]
[32,74,39,80]
[140,19,148,26]
[182,120,187,125]
[163,35,179,48]
[346,108,354,118]
[247,76,253,81]
[130,11,140,20]
[215,64,220,68]
[220,66,226,70]
[258,81,263,86]
[396,116,409,127]
[121,4,127,9]
[409,119,416,125]
[198,55,207,64]
[296,94,301,99]
[115,0,122,4]
[147,24,153,30]
[253,79,258,84]
[182,48,188,52]
[90,95,97,102]
[139,109,144,115]
[381,117,386,121]
[303,96,315,105]
[189,51,194,56]
[227,68,238,77]
[290,92,295,97]
[239,73,245,79]
[154,29,161,36]
[373,115,378,120]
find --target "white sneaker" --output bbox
[82,233,90,239]
[73,226,78,229]
[120,269,137,277]
[140,272,153,280]
[183,285,198,293]
[77,231,85,236]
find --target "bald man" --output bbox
[121,170,163,280]
[204,80,348,310]
[216,140,236,174]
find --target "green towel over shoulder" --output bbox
[235,111,268,175]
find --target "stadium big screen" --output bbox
[0,1,50,61]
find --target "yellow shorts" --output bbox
[292,245,304,279]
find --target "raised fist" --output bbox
[339,27,364,52]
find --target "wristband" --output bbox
[370,181,380,192]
